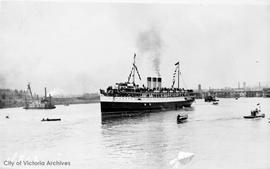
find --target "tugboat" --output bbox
[24,83,56,109]
[100,53,195,120]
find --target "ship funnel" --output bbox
[147,77,162,89]
[152,77,157,89]
[147,77,152,89]
[157,77,162,89]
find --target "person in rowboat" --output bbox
[251,103,260,116]
[177,114,181,121]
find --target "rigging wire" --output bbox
[180,73,188,89]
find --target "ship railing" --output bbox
[101,91,192,98]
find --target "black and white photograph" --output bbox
[0,0,270,169]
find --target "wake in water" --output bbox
[192,116,243,123]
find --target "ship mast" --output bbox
[127,53,141,85]
[27,83,34,100]
[177,62,180,89]
[132,54,136,84]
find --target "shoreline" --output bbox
[0,100,100,109]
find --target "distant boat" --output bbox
[213,101,219,105]
[204,95,218,102]
[23,83,56,109]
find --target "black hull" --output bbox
[101,100,193,120]
[243,114,265,119]
[41,118,61,122]
[177,117,188,123]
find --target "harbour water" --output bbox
[0,98,270,169]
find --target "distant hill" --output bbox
[0,89,26,108]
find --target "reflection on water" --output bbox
[101,112,151,126]
[0,98,270,169]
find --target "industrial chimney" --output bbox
[45,87,47,99]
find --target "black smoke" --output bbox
[136,28,163,77]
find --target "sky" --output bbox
[0,1,270,95]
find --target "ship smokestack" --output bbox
[49,94,52,105]
[157,77,162,89]
[147,77,152,89]
[152,77,157,89]
[45,87,47,99]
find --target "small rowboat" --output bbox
[41,118,61,122]
[177,114,188,123]
[243,113,265,119]
[213,101,219,105]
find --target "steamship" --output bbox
[100,54,195,119]
[24,83,56,109]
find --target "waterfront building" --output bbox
[263,88,270,97]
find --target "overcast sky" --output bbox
[0,1,269,95]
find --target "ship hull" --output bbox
[100,96,194,119]
[23,103,56,109]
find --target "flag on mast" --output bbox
[175,61,179,66]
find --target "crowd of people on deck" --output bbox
[100,82,194,98]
